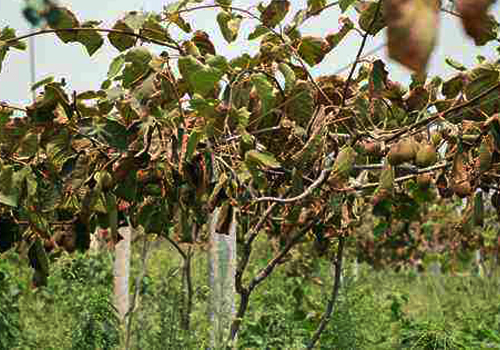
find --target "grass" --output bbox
[1,235,499,349]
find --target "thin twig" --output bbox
[341,0,382,109]
[385,82,500,143]
[307,235,345,349]
[0,102,27,112]
[235,201,280,294]
[254,151,336,204]
[166,236,187,260]
[248,221,314,291]
[4,27,182,52]
[230,220,315,342]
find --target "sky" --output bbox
[0,0,499,107]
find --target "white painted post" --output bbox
[114,225,132,323]
[208,207,237,349]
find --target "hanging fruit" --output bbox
[473,191,484,227]
[416,173,433,190]
[387,138,419,165]
[415,143,438,167]
[450,147,471,198]
[477,136,492,173]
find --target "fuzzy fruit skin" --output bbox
[416,173,432,190]
[415,144,438,167]
[360,141,382,156]
[332,146,356,179]
[478,139,492,173]
[387,138,418,166]
[452,179,472,198]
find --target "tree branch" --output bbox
[4,27,182,52]
[341,0,382,109]
[230,221,315,342]
[307,235,345,349]
[254,151,336,204]
[384,82,500,143]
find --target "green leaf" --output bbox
[251,73,275,118]
[339,0,357,13]
[45,129,72,167]
[137,200,163,233]
[325,17,353,50]
[0,27,26,50]
[108,20,137,52]
[120,47,153,88]
[115,171,137,202]
[0,167,29,208]
[278,62,296,94]
[18,132,39,157]
[358,1,386,35]
[289,9,308,28]
[0,104,13,124]
[178,55,225,96]
[369,59,388,96]
[445,57,467,71]
[185,130,202,161]
[125,46,152,65]
[123,11,147,31]
[108,55,125,79]
[27,83,71,124]
[77,21,104,56]
[245,150,281,169]
[76,90,106,100]
[48,7,79,43]
[261,0,290,28]
[31,76,54,92]
[95,118,130,151]
[297,36,331,66]
[140,17,172,43]
[0,165,17,207]
[215,0,232,5]
[373,220,389,237]
[465,69,499,100]
[286,80,314,128]
[0,27,27,73]
[167,13,192,33]
[232,107,250,131]
[217,10,242,43]
[0,41,7,74]
[307,0,327,14]
[248,25,270,40]
[441,74,464,99]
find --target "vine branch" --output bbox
[4,27,182,52]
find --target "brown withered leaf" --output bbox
[385,0,441,72]
[261,0,290,28]
[456,0,498,46]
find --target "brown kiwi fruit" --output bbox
[387,138,418,165]
[416,144,438,167]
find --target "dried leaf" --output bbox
[261,0,290,28]
[456,0,498,46]
[297,36,331,66]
